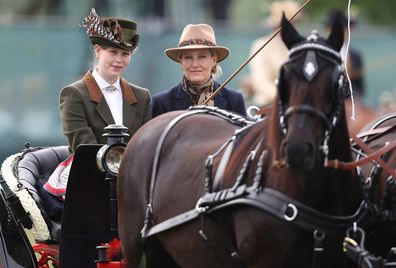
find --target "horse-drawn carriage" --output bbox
[2,11,396,268]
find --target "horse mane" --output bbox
[268,95,282,165]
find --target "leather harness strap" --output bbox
[357,126,393,139]
[257,106,272,117]
[212,135,240,192]
[325,129,396,179]
[326,136,396,175]
[351,133,396,178]
[142,186,369,239]
[141,106,254,238]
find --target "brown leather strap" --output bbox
[357,126,393,139]
[325,133,396,178]
[351,133,396,178]
[257,106,272,117]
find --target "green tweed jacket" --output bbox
[60,70,151,152]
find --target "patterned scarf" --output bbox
[181,76,215,106]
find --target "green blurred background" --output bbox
[1,0,396,162]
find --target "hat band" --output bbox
[179,38,216,47]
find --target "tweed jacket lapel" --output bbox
[83,70,139,129]
[120,77,138,130]
[83,71,113,125]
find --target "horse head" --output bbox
[270,12,350,172]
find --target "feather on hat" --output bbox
[82,8,139,51]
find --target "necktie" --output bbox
[106,85,117,92]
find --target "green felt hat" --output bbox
[82,8,140,51]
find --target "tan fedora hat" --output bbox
[165,24,230,63]
[265,0,301,28]
[82,8,140,51]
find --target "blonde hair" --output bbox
[210,48,223,79]
[211,64,223,80]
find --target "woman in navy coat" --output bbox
[152,23,246,118]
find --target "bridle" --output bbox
[277,35,346,164]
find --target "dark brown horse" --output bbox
[118,15,365,268]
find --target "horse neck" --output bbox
[267,100,362,216]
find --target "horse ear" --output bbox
[327,11,344,52]
[281,13,304,49]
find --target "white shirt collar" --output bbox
[92,68,121,91]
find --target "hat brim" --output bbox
[165,45,230,63]
[90,36,136,51]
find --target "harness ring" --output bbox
[284,203,298,221]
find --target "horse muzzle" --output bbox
[281,140,316,170]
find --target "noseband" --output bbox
[282,105,331,131]
[278,37,346,161]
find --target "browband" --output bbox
[289,42,341,62]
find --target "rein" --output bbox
[325,125,396,179]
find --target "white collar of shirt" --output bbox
[92,68,123,125]
[92,68,121,92]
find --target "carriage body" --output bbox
[0,142,126,268]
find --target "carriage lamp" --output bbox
[96,143,126,176]
[96,124,129,176]
[97,125,129,234]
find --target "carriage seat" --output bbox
[16,145,70,243]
